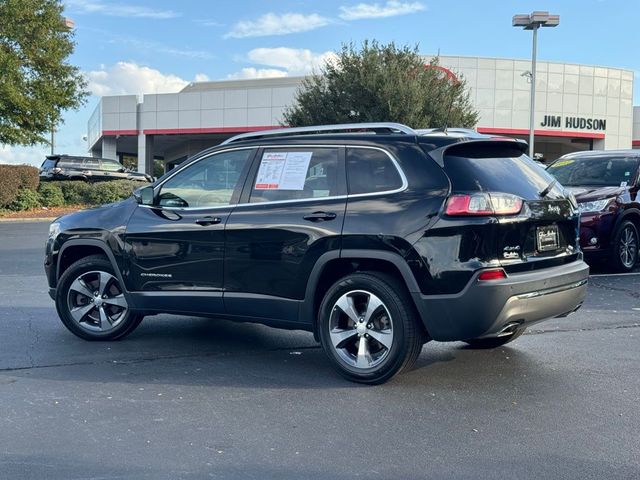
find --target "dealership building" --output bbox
[86,55,638,174]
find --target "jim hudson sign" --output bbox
[540,115,606,131]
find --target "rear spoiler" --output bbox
[427,139,528,168]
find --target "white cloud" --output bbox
[224,13,330,39]
[108,34,214,60]
[247,47,337,75]
[194,73,211,82]
[226,47,337,79]
[65,0,179,19]
[0,145,48,167]
[85,62,206,96]
[226,68,289,80]
[339,1,425,20]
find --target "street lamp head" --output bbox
[512,11,560,29]
[512,14,531,27]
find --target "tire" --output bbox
[611,220,638,273]
[55,255,143,341]
[318,272,425,384]
[463,328,525,349]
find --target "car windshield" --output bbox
[547,156,639,187]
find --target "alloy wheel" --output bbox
[619,225,638,269]
[328,290,394,369]
[66,270,128,333]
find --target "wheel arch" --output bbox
[302,249,425,341]
[57,240,128,293]
[616,207,640,232]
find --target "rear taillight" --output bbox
[445,193,523,216]
[478,268,507,281]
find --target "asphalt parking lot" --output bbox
[1,221,639,479]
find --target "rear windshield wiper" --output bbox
[539,178,557,199]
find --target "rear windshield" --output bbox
[41,159,57,169]
[547,156,639,187]
[444,153,564,200]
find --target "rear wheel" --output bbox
[318,272,424,384]
[612,220,638,272]
[56,255,143,341]
[464,328,525,349]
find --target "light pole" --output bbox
[512,11,559,156]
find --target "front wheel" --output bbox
[612,220,638,272]
[318,272,424,384]
[55,255,143,341]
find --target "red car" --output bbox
[547,150,640,272]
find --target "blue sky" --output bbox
[2,0,639,165]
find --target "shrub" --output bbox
[9,189,41,211]
[0,164,39,208]
[38,183,66,207]
[86,180,140,205]
[55,180,93,205]
[14,165,39,190]
[0,168,20,208]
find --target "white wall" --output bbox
[428,55,634,149]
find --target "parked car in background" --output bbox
[45,123,588,384]
[39,155,153,183]
[547,150,640,272]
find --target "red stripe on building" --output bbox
[632,140,640,147]
[102,129,139,136]
[142,126,281,135]
[477,127,605,139]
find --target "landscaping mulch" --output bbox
[0,205,86,220]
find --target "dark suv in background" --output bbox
[44,123,588,384]
[40,155,153,183]
[547,150,640,272]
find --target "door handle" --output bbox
[303,211,337,222]
[195,216,222,226]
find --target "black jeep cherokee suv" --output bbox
[45,123,589,384]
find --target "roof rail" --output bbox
[221,122,417,145]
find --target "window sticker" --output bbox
[552,159,574,167]
[621,181,628,187]
[624,171,630,176]
[255,151,313,190]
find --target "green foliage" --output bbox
[54,180,93,205]
[9,189,41,211]
[86,181,139,205]
[283,41,479,129]
[38,182,65,207]
[0,0,88,146]
[53,179,140,206]
[0,165,40,208]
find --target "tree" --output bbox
[283,41,478,129]
[0,0,88,146]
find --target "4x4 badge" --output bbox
[548,205,561,215]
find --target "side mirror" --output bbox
[134,186,155,206]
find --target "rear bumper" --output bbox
[412,259,589,341]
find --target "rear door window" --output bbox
[249,147,340,203]
[58,157,83,169]
[346,148,403,194]
[101,159,124,172]
[82,158,101,170]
